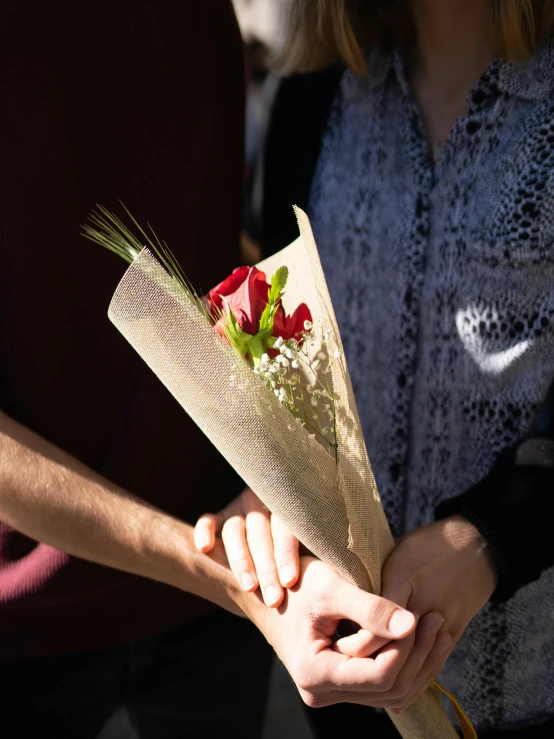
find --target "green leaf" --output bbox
[258,266,289,334]
[269,266,289,304]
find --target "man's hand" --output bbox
[195,489,456,708]
[242,556,421,708]
[195,490,499,711]
[0,412,423,708]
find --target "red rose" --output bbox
[207,265,312,345]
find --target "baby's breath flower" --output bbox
[274,336,284,349]
[311,397,318,407]
[291,359,299,369]
[303,320,313,331]
[333,349,342,359]
[311,359,321,371]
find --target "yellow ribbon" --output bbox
[433,681,478,738]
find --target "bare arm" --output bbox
[0,410,244,615]
[0,410,420,708]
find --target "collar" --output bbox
[497,42,554,102]
[358,41,554,105]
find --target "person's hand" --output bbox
[195,490,448,708]
[194,487,300,607]
[338,516,499,713]
[241,555,429,708]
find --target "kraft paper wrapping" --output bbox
[107,208,463,739]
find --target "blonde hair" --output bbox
[280,0,554,75]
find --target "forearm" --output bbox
[0,411,254,617]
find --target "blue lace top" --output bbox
[309,44,554,731]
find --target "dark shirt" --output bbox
[0,0,245,659]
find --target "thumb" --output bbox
[333,582,416,640]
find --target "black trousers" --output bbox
[304,702,554,739]
[0,610,273,739]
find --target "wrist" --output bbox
[442,515,499,588]
[138,513,248,617]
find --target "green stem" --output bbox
[247,335,266,368]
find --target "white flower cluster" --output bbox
[252,319,341,456]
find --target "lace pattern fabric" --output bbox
[309,45,554,731]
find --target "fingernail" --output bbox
[389,609,415,636]
[280,565,296,585]
[437,637,452,656]
[264,585,281,606]
[240,572,256,590]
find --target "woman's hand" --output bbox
[194,488,300,607]
[341,515,499,713]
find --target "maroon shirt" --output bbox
[0,0,245,659]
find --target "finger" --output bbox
[337,588,416,641]
[194,513,224,553]
[392,633,453,713]
[271,514,300,587]
[384,613,444,705]
[333,628,390,658]
[332,630,416,693]
[221,515,259,592]
[412,634,453,698]
[245,508,284,607]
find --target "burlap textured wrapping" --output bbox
[108,208,461,739]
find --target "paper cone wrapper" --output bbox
[107,208,462,739]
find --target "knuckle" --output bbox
[293,664,314,694]
[273,544,297,561]
[300,691,325,709]
[232,556,254,573]
[361,595,390,630]
[388,685,409,703]
[245,531,271,549]
[254,563,280,581]
[373,669,395,693]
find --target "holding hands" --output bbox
[194,488,497,712]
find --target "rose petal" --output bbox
[207,266,270,335]
[273,303,312,342]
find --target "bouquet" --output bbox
[84,206,475,739]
